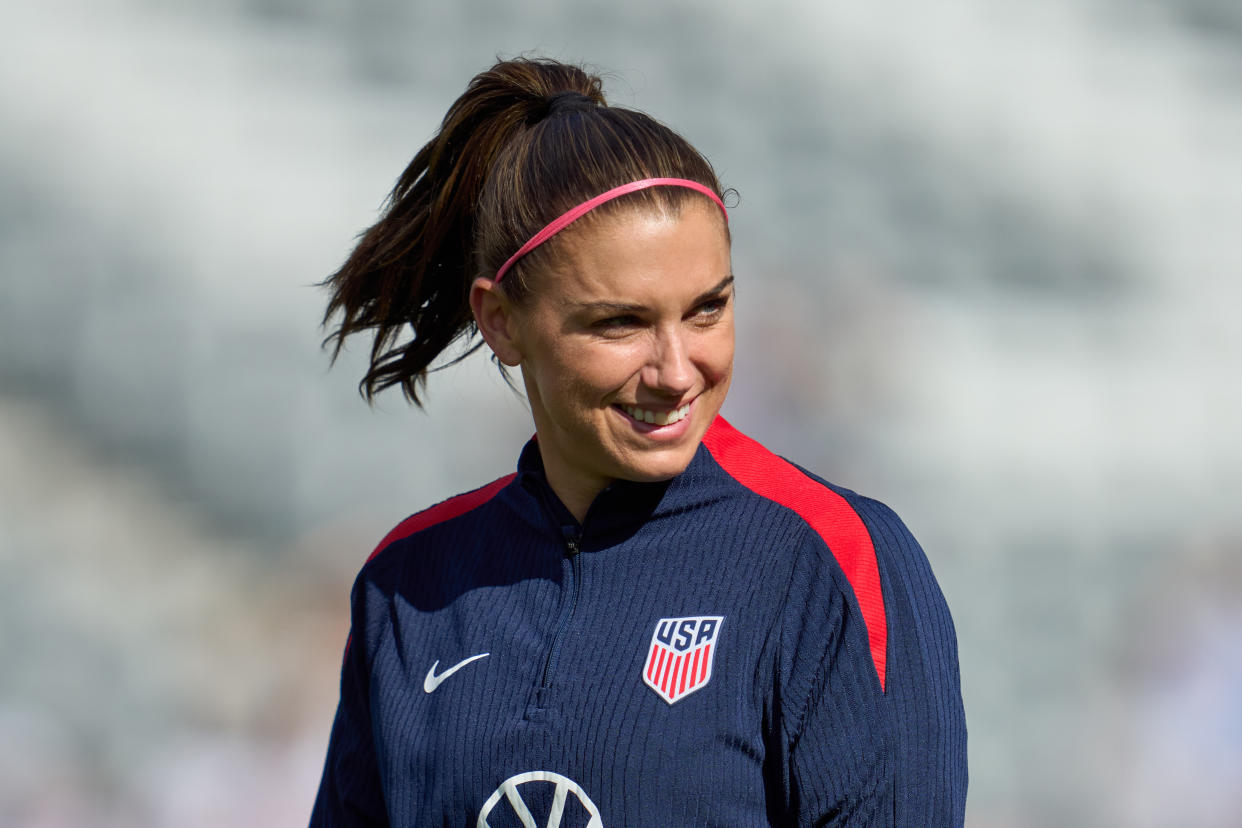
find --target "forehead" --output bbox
[538,202,732,305]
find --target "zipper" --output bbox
[538,527,583,692]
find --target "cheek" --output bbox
[697,328,736,384]
[585,347,647,398]
[541,343,644,406]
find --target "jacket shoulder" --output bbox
[364,472,516,568]
[702,417,889,689]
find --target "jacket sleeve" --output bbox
[310,569,389,827]
[851,495,968,827]
[772,528,896,827]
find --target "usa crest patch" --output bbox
[642,616,723,704]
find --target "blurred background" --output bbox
[3,0,1240,825]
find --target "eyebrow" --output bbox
[693,274,736,305]
[571,274,735,314]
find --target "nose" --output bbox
[642,326,695,397]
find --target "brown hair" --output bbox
[321,57,726,404]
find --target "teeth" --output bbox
[622,404,690,426]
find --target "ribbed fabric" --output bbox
[702,418,888,690]
[310,417,967,827]
[844,494,968,826]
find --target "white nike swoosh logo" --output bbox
[423,652,490,693]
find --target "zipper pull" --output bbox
[562,527,581,557]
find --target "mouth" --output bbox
[615,402,692,427]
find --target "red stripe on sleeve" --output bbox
[366,473,517,563]
[702,417,888,691]
[342,473,516,665]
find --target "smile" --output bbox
[618,403,691,427]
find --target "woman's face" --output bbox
[508,201,734,513]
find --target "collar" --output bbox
[501,432,734,549]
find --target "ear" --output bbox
[469,277,523,366]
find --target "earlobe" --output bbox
[469,277,523,366]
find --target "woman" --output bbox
[311,58,966,827]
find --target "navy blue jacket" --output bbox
[311,417,966,826]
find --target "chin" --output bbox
[618,448,699,483]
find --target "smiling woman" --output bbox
[311,57,967,827]
[472,201,735,519]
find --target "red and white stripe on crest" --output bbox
[642,616,723,704]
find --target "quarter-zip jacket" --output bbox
[311,417,967,826]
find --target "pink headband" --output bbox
[493,177,728,283]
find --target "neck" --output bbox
[537,453,609,526]
[544,471,605,526]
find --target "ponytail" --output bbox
[321,57,722,405]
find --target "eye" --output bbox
[690,295,729,321]
[592,314,642,334]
